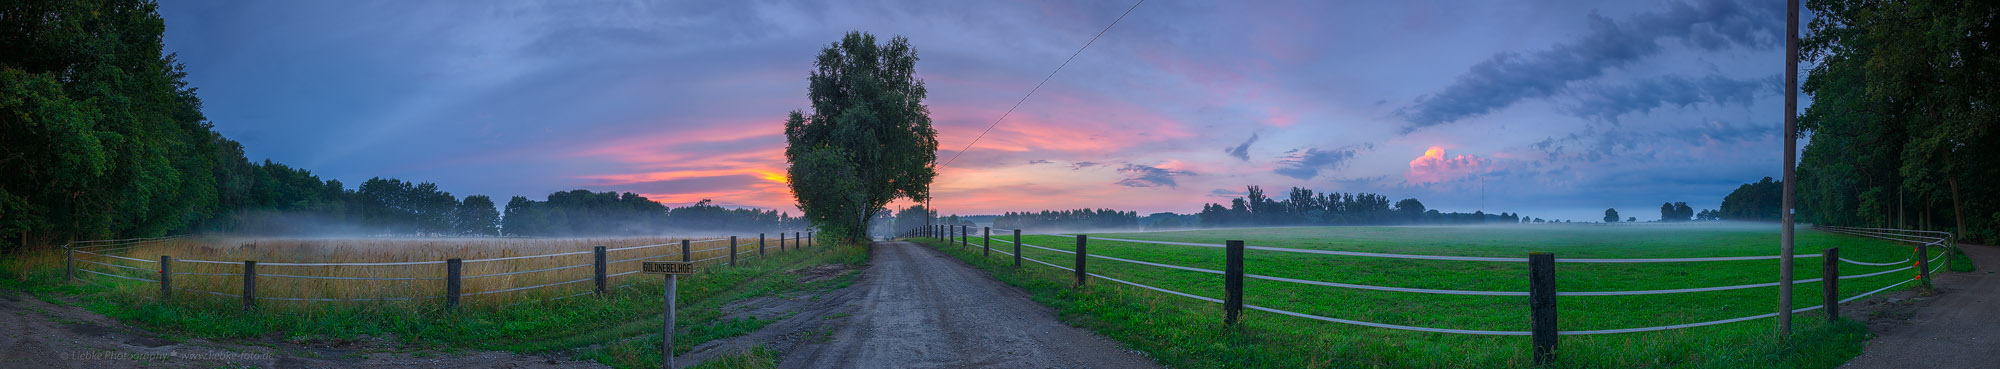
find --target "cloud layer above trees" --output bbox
[158,0,1791,221]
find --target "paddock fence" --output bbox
[902,223,1950,365]
[64,231,819,309]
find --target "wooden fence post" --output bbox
[594,246,608,295]
[1529,252,1557,367]
[243,260,258,312]
[65,246,74,283]
[983,227,991,257]
[1824,247,1839,321]
[446,258,462,309]
[682,239,692,262]
[759,233,766,256]
[795,232,801,249]
[1947,234,1956,272]
[1225,240,1244,325]
[1074,235,1088,287]
[961,226,969,247]
[159,255,173,300]
[1013,229,1022,268]
[730,236,739,266]
[1917,241,1930,287]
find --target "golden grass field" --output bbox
[63,234,811,307]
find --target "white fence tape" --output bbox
[941,230,1932,336]
[1046,235,1828,263]
[982,235,1917,297]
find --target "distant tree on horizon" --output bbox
[1604,208,1620,223]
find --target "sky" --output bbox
[157,0,1799,222]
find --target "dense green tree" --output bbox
[1604,208,1620,223]
[455,195,500,236]
[1395,198,1427,222]
[1801,0,2000,241]
[784,32,938,243]
[1720,177,1784,221]
[1,0,224,249]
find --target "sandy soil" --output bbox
[684,241,1161,369]
[1840,242,2000,369]
[0,290,603,368]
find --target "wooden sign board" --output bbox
[642,261,696,275]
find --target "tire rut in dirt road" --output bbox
[1841,243,2000,369]
[779,241,1161,369]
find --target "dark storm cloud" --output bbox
[1223,133,1259,161]
[1273,146,1364,180]
[1563,74,1777,123]
[1116,164,1195,188]
[1394,0,1782,131]
[1529,120,1776,164]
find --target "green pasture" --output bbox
[924,223,1970,368]
[2,242,866,369]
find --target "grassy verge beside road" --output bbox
[1,240,867,369]
[915,224,1919,368]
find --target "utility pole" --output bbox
[1778,0,1800,334]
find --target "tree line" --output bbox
[0,2,804,250]
[503,195,805,237]
[1796,0,1999,242]
[1199,186,1523,227]
[991,209,1141,231]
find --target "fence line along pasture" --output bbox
[902,223,1949,365]
[63,231,819,309]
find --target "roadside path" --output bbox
[1841,242,1999,368]
[0,289,600,368]
[777,241,1161,368]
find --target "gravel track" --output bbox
[1841,243,1999,369]
[772,240,1161,369]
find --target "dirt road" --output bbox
[769,241,1160,368]
[0,290,601,368]
[1841,243,2000,368]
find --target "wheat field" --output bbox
[66,234,810,307]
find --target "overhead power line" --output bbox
[937,0,1146,169]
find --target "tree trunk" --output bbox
[1947,155,1966,239]
[1950,177,1965,238]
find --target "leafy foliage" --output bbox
[783,32,938,243]
[1800,0,2000,242]
[1720,177,1784,221]
[1,0,219,248]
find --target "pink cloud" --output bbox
[1405,146,1488,184]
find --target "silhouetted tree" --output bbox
[784,32,938,243]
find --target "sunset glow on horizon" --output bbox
[161,0,1791,221]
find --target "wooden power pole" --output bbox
[1778,0,1800,334]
